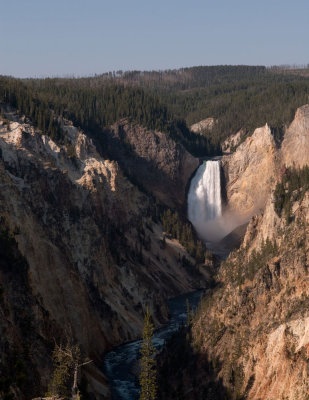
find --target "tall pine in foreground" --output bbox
[139,307,157,400]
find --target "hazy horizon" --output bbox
[2,63,309,80]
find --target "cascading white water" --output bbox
[188,160,222,241]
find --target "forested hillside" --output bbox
[70,65,309,144]
[0,76,217,157]
[110,65,309,145]
[1,65,309,157]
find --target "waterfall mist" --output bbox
[188,160,247,243]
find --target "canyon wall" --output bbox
[105,120,199,209]
[158,104,309,400]
[281,104,309,168]
[221,123,278,216]
[190,189,309,400]
[0,112,205,398]
[222,104,309,218]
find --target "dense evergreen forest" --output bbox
[1,65,309,156]
[93,65,309,144]
[110,65,309,144]
[0,76,218,157]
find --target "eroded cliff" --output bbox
[222,123,279,216]
[104,120,199,209]
[281,104,309,168]
[222,105,309,218]
[0,110,206,399]
[189,189,309,400]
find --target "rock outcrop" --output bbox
[190,118,215,134]
[281,104,309,168]
[222,123,279,217]
[222,105,309,218]
[221,129,244,153]
[159,186,309,400]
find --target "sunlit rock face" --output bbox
[191,189,309,400]
[281,104,309,168]
[186,123,280,245]
[221,123,278,217]
[221,105,309,219]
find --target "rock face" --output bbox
[221,129,244,153]
[105,120,199,209]
[242,195,283,252]
[222,123,278,216]
[222,105,309,218]
[190,191,309,400]
[281,104,309,168]
[201,106,309,398]
[0,224,54,400]
[190,118,215,134]
[0,113,206,398]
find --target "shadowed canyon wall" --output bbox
[0,110,204,399]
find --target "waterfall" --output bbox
[188,160,222,240]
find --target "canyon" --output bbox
[1,77,309,399]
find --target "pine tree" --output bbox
[47,341,92,399]
[47,342,75,397]
[139,307,157,400]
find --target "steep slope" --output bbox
[0,224,55,400]
[221,123,278,216]
[189,189,309,400]
[221,129,244,153]
[0,110,206,399]
[190,106,309,399]
[281,104,309,168]
[222,105,309,218]
[104,120,199,209]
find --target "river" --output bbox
[103,290,203,400]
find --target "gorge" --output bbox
[104,291,203,400]
[0,68,309,400]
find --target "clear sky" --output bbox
[1,0,308,78]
